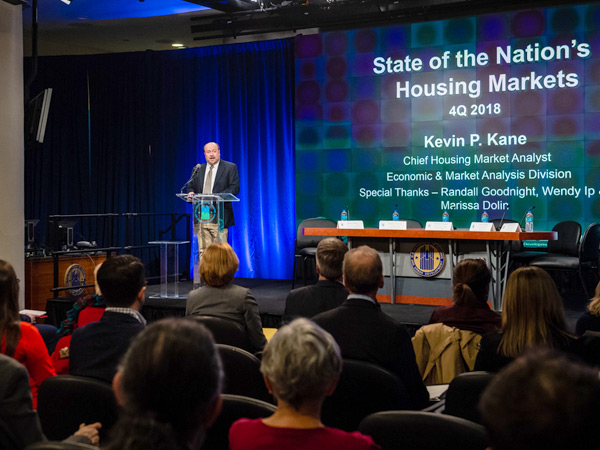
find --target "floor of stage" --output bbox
[144,277,589,334]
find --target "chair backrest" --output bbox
[548,220,581,255]
[296,218,337,250]
[358,410,488,450]
[579,223,600,263]
[321,359,412,432]
[201,394,277,450]
[443,371,495,424]
[190,316,254,353]
[37,375,118,442]
[216,344,273,404]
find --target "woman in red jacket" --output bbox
[0,259,56,408]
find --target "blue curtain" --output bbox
[25,39,295,279]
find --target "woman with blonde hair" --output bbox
[428,258,500,334]
[575,281,600,336]
[186,242,267,351]
[474,266,577,372]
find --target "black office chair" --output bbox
[292,218,337,288]
[216,344,273,404]
[512,220,581,267]
[321,359,412,432]
[201,394,277,450]
[37,375,118,442]
[189,315,255,353]
[359,410,488,450]
[530,222,600,298]
[443,371,495,424]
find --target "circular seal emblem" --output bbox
[410,242,445,277]
[64,264,86,296]
[194,201,217,224]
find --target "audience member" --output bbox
[428,258,500,334]
[0,259,56,408]
[51,263,106,374]
[69,255,146,383]
[229,318,379,450]
[186,242,267,352]
[57,262,106,338]
[0,353,100,449]
[313,246,429,409]
[480,350,600,450]
[283,238,349,323]
[104,318,223,450]
[474,266,577,372]
[575,280,600,336]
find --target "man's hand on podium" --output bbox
[187,192,195,202]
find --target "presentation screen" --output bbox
[294,3,600,231]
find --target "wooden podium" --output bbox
[25,254,106,312]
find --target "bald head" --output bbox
[204,142,221,166]
[342,246,383,296]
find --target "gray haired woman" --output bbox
[229,318,379,450]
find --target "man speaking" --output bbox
[187,142,240,284]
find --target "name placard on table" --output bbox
[337,220,365,229]
[425,221,454,231]
[500,223,522,232]
[379,220,408,230]
[469,222,496,232]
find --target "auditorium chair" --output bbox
[442,371,495,424]
[321,359,411,432]
[511,220,581,267]
[201,394,276,450]
[216,344,273,404]
[189,315,255,353]
[37,375,118,442]
[292,217,337,288]
[359,410,488,450]
[530,222,600,298]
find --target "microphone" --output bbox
[519,205,535,227]
[498,205,510,230]
[180,164,201,194]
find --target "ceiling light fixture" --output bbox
[60,0,72,4]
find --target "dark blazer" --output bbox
[0,354,44,449]
[188,159,240,228]
[313,297,429,409]
[283,279,348,323]
[69,311,145,384]
[474,330,580,373]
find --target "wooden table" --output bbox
[304,228,557,310]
